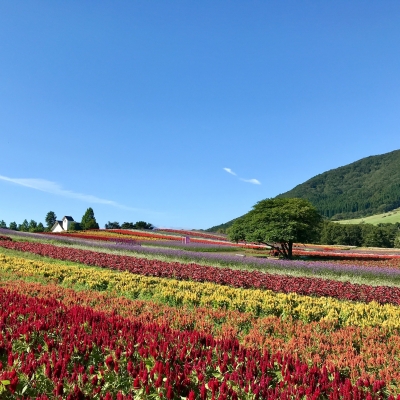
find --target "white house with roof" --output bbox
[51,216,75,232]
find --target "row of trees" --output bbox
[228,198,400,258]
[320,221,400,248]
[0,208,100,232]
[0,219,46,232]
[104,221,154,230]
[1,209,154,233]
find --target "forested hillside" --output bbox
[208,149,400,231]
[277,149,400,219]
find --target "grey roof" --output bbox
[51,221,64,230]
[63,216,74,221]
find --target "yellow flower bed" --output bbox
[2,253,400,329]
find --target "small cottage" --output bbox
[51,216,75,232]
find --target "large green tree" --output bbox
[228,198,322,259]
[81,207,99,230]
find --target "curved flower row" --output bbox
[1,240,400,305]
[3,253,400,329]
[51,230,264,248]
[0,287,392,399]
[154,228,228,241]
[2,278,400,389]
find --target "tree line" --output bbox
[0,208,100,232]
[104,221,154,230]
[0,209,154,233]
[319,221,400,248]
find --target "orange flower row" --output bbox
[1,277,400,392]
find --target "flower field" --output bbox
[154,228,228,241]
[46,229,265,248]
[1,232,400,398]
[1,240,400,306]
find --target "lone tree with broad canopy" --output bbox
[228,198,322,259]
[81,207,99,230]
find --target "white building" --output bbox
[51,216,75,232]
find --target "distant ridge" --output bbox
[207,149,400,232]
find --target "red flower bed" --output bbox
[0,235,12,241]
[1,240,400,306]
[0,287,391,399]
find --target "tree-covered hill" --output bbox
[207,149,400,231]
[277,149,400,219]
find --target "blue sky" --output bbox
[1,1,400,229]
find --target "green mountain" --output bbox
[207,149,400,232]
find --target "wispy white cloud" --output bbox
[0,174,144,211]
[223,168,236,176]
[223,168,261,185]
[240,178,261,185]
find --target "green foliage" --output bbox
[121,222,134,229]
[68,221,81,231]
[80,208,99,230]
[24,220,45,233]
[28,220,37,232]
[0,220,6,228]
[320,221,400,248]
[45,211,57,229]
[228,198,322,258]
[319,221,363,246]
[394,235,400,249]
[119,221,154,230]
[9,222,18,231]
[105,221,121,229]
[35,222,45,233]
[133,221,154,230]
[19,219,29,232]
[277,149,400,219]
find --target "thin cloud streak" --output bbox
[240,178,261,185]
[0,175,145,212]
[223,168,236,176]
[223,168,261,185]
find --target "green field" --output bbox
[337,208,400,225]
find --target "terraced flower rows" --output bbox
[3,253,400,328]
[1,286,392,399]
[1,240,400,306]
[48,230,264,248]
[2,234,400,398]
[2,278,400,387]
